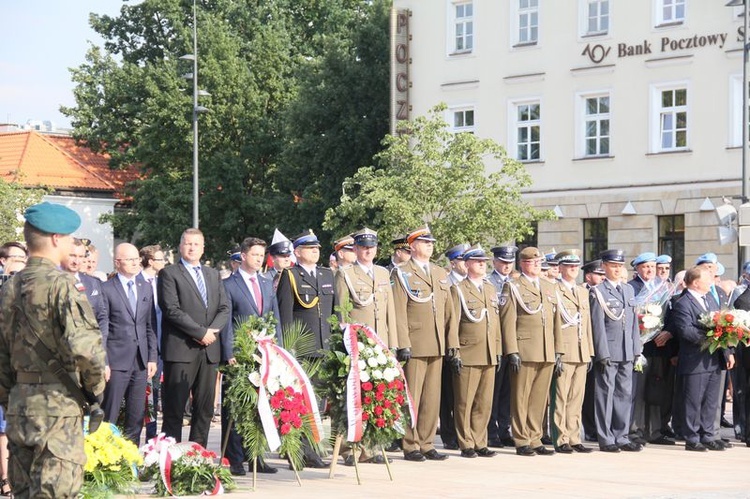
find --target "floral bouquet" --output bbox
[139,435,234,496]
[634,279,675,345]
[81,423,142,498]
[321,323,415,450]
[223,315,323,472]
[699,309,750,354]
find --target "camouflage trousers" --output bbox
[6,414,85,499]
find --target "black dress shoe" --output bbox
[443,441,459,450]
[303,454,329,469]
[385,440,402,452]
[720,417,733,428]
[630,436,647,445]
[404,450,426,462]
[230,463,247,476]
[475,447,496,457]
[515,445,536,456]
[460,448,477,458]
[487,438,505,448]
[599,444,620,453]
[571,444,593,453]
[255,461,278,474]
[685,442,707,452]
[534,446,555,455]
[703,440,726,451]
[362,455,392,464]
[343,455,356,466]
[423,449,449,461]
[541,436,553,446]
[619,442,643,452]
[555,443,573,454]
[500,437,516,447]
[720,438,734,449]
[648,435,676,446]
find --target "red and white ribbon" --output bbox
[342,323,416,443]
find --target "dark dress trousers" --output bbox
[100,274,157,444]
[158,261,229,447]
[221,271,281,466]
[486,271,513,444]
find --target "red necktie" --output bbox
[250,276,263,312]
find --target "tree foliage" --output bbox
[62,0,390,259]
[323,104,553,252]
[0,180,46,243]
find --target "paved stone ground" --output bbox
[130,408,750,498]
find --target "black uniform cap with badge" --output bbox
[268,240,293,256]
[491,245,518,263]
[445,243,470,261]
[292,229,321,249]
[581,259,605,276]
[599,249,626,263]
[353,228,378,247]
[391,236,411,253]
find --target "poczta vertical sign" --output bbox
[391,8,410,134]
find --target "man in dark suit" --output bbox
[62,238,107,334]
[276,229,333,468]
[221,237,281,475]
[100,243,157,444]
[590,249,643,452]
[671,266,735,451]
[486,245,517,449]
[158,228,229,447]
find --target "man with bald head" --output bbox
[100,243,157,444]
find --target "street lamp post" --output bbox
[180,0,209,229]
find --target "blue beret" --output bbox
[600,249,625,263]
[445,243,470,261]
[632,252,657,267]
[24,202,80,235]
[695,252,718,265]
[656,254,672,265]
[717,262,726,277]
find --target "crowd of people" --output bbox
[0,200,748,497]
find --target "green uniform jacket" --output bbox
[451,278,502,366]
[0,257,106,416]
[555,281,595,363]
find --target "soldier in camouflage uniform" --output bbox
[0,202,106,498]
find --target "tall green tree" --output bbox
[0,180,46,243]
[62,0,390,259]
[323,104,553,252]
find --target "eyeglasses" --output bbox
[152,258,166,262]
[117,258,140,263]
[6,254,27,261]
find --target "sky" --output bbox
[0,1,134,129]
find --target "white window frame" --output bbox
[649,82,690,153]
[511,0,539,47]
[579,0,610,37]
[448,106,476,134]
[576,91,612,158]
[730,74,747,148]
[447,1,474,56]
[508,98,542,162]
[654,0,685,27]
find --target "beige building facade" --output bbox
[393,0,747,276]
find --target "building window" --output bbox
[585,0,609,35]
[650,83,689,153]
[583,218,608,263]
[582,94,610,157]
[450,1,474,54]
[450,108,475,133]
[655,0,685,26]
[658,215,684,273]
[511,101,541,161]
[517,0,539,45]
[730,74,749,148]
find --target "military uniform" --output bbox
[392,244,458,458]
[550,251,594,451]
[450,260,501,453]
[0,203,106,498]
[500,247,561,453]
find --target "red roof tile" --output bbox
[0,131,141,200]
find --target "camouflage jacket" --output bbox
[0,257,106,416]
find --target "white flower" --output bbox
[376,353,388,365]
[383,367,398,382]
[374,345,384,355]
[644,304,662,316]
[360,370,371,382]
[267,376,280,393]
[357,342,365,351]
[367,357,379,368]
[371,369,383,380]
[642,315,661,329]
[248,371,261,387]
[358,360,367,370]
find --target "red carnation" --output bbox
[280,410,293,423]
[726,313,735,323]
[376,418,386,428]
[396,394,405,405]
[270,397,282,410]
[280,422,292,435]
[292,415,302,428]
[363,396,372,405]
[285,386,295,396]
[362,381,373,391]
[377,383,386,393]
[390,406,398,415]
[375,392,385,401]
[384,399,392,408]
[374,406,384,415]
[362,412,370,421]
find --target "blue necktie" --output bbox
[127,280,137,314]
[193,266,207,306]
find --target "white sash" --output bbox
[342,269,375,307]
[593,286,625,322]
[507,281,543,315]
[454,284,488,323]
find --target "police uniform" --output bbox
[264,236,293,289]
[276,231,335,356]
[0,202,106,497]
[549,250,594,453]
[450,246,501,456]
[500,246,561,455]
[580,259,605,442]
[392,226,458,461]
[486,245,517,447]
[590,249,642,452]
